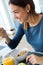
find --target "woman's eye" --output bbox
[15,12,19,13]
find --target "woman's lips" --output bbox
[16,19,23,24]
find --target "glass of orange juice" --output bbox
[2,57,15,65]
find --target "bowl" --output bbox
[15,48,29,61]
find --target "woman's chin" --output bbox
[20,22,23,24]
[19,21,24,24]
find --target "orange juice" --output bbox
[2,57,15,65]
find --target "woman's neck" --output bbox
[28,14,42,27]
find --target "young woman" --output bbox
[0,0,43,64]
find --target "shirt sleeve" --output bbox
[8,24,24,49]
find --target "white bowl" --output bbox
[15,48,29,61]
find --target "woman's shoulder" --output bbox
[36,14,43,27]
[30,14,43,28]
[35,14,43,26]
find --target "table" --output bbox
[3,49,43,65]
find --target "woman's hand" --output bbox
[0,28,10,43]
[0,28,8,38]
[26,54,43,65]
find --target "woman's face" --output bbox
[10,4,29,24]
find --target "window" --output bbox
[33,0,43,13]
[0,0,12,31]
[33,0,41,13]
[0,0,19,36]
[39,0,43,13]
[0,0,19,56]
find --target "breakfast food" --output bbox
[17,50,27,57]
[2,57,15,65]
[18,63,26,65]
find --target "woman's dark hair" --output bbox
[9,0,36,14]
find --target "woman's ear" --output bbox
[25,4,30,13]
